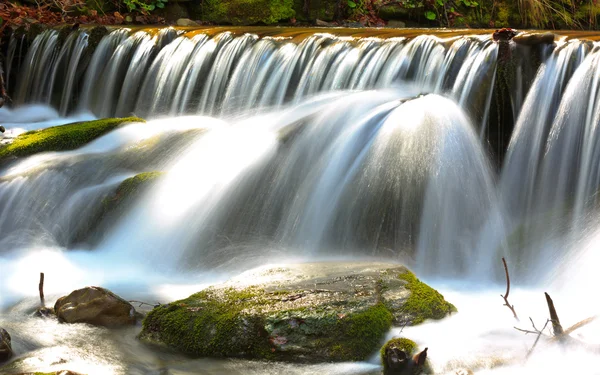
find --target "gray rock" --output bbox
[54,286,136,327]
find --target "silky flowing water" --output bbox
[1,27,600,374]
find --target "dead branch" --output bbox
[564,315,598,336]
[545,292,564,337]
[514,327,540,335]
[39,272,45,306]
[501,257,519,321]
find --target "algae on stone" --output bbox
[0,117,144,162]
[398,270,457,324]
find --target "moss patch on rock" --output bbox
[140,262,455,362]
[380,337,417,359]
[0,117,144,162]
[398,270,457,324]
[200,0,295,25]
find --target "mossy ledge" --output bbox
[0,117,144,162]
[139,262,455,362]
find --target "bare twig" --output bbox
[527,319,551,358]
[514,326,539,335]
[39,272,45,306]
[545,292,564,336]
[501,257,519,321]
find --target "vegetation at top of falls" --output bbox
[0,117,144,162]
[198,0,295,25]
[3,0,600,31]
[398,270,457,324]
[139,263,456,362]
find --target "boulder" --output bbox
[0,328,12,362]
[140,262,455,362]
[54,287,136,327]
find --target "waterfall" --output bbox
[11,28,498,122]
[5,26,600,283]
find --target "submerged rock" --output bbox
[54,287,136,327]
[0,328,12,362]
[139,262,455,362]
[0,117,145,162]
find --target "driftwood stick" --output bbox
[545,292,564,336]
[501,257,519,321]
[39,272,45,306]
[563,315,598,336]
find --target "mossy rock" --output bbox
[101,171,164,216]
[198,0,295,25]
[140,262,455,362]
[0,117,144,162]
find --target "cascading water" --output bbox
[2,26,600,374]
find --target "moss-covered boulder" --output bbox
[195,0,295,25]
[0,117,144,162]
[139,262,455,362]
[381,337,432,374]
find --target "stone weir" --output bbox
[1,25,594,164]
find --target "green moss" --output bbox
[340,303,394,360]
[0,117,144,162]
[398,271,457,324]
[141,287,274,358]
[202,0,295,25]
